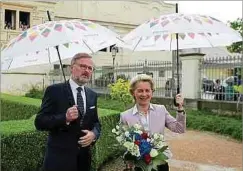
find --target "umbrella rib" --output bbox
[204,34,215,48]
[47,48,51,64]
[82,40,95,54]
[132,37,142,51]
[7,58,14,70]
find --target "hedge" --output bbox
[1,94,121,170]
[1,94,242,171]
[1,113,120,170]
[1,93,41,121]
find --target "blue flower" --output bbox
[130,132,142,141]
[139,139,152,157]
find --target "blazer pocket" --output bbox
[89,106,96,109]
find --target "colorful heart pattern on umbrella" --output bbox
[54,24,63,32]
[153,32,218,42]
[150,14,220,28]
[3,20,95,50]
[41,28,51,37]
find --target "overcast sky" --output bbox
[165,1,242,23]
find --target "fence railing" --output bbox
[199,55,242,102]
[85,59,182,98]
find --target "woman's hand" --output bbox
[175,94,184,110]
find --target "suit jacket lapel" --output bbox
[84,87,91,114]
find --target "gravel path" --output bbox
[99,130,242,171]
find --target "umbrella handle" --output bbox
[173,87,180,107]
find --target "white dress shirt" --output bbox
[69,78,86,114]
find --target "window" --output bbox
[19,11,30,31]
[4,9,16,30]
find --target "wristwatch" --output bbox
[177,109,185,114]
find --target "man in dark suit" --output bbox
[35,53,101,171]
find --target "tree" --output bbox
[227,18,243,53]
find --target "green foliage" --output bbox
[227,18,243,53]
[0,94,121,170]
[1,93,41,121]
[92,114,122,169]
[1,113,120,170]
[108,79,133,110]
[170,109,242,141]
[1,94,242,171]
[1,131,47,171]
[98,97,125,112]
[25,85,45,99]
[1,99,40,121]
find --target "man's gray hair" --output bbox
[71,53,92,66]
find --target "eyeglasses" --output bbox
[75,63,94,72]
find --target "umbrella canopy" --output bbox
[116,12,243,96]
[119,31,242,51]
[1,41,97,70]
[1,19,121,58]
[122,13,240,41]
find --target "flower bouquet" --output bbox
[112,124,169,171]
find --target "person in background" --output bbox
[120,74,186,171]
[213,79,225,100]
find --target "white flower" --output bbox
[155,141,167,149]
[134,130,143,134]
[131,144,140,157]
[159,134,164,140]
[153,133,159,139]
[134,124,142,130]
[112,128,116,133]
[116,136,123,143]
[125,131,130,137]
[150,148,158,157]
[123,142,134,149]
[116,125,120,129]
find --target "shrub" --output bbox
[0,95,121,170]
[108,79,133,110]
[25,85,45,99]
[1,94,41,121]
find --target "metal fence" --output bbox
[87,59,182,98]
[199,55,243,102]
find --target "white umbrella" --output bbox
[2,19,121,58]
[1,19,123,80]
[1,41,97,70]
[120,31,242,51]
[122,13,240,41]
[117,13,242,96]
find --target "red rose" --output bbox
[134,140,140,145]
[144,154,151,164]
[141,132,148,139]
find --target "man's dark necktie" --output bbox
[76,87,84,126]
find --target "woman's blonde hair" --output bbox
[129,74,155,95]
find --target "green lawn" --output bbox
[1,93,41,106]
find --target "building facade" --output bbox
[1,0,176,94]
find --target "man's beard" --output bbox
[72,76,90,86]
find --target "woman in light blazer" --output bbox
[120,74,186,171]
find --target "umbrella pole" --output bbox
[176,3,180,94]
[173,3,180,107]
[47,11,67,83]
